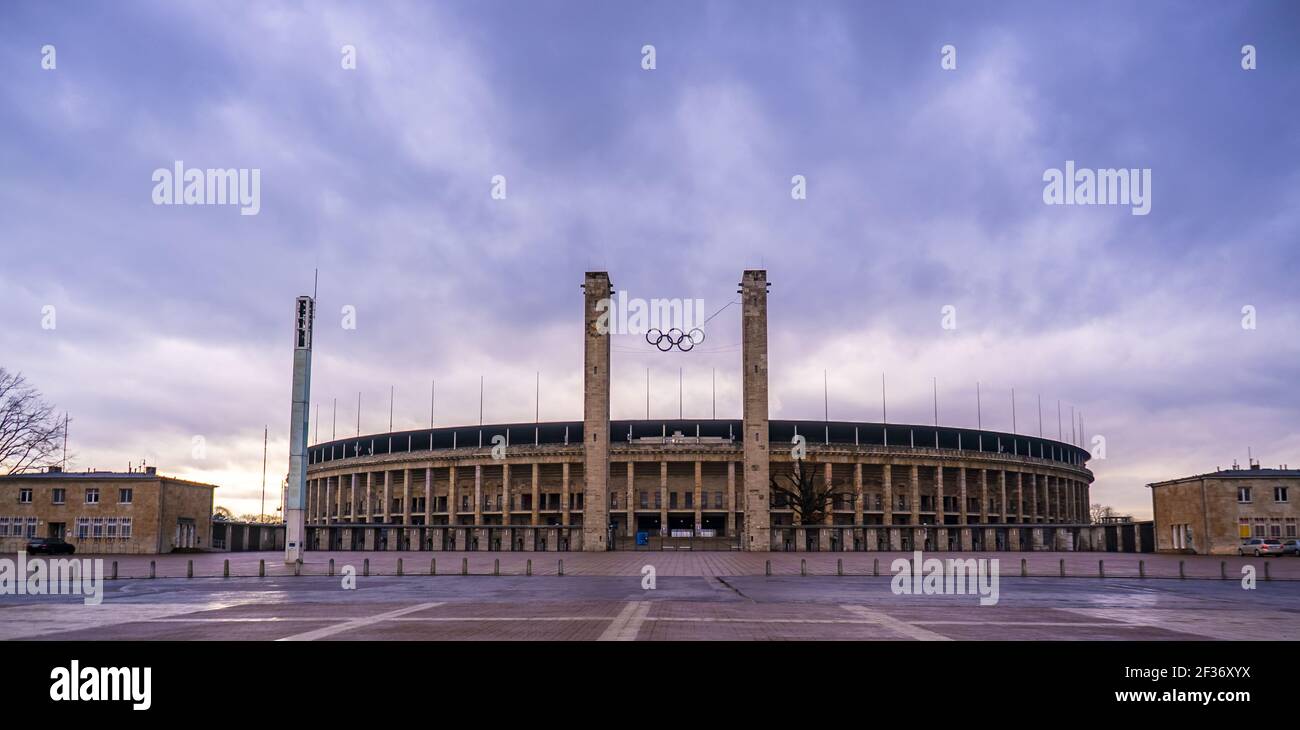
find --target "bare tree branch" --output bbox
[0,368,67,475]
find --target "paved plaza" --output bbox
[1,552,1296,641]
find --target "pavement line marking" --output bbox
[275,602,443,642]
[598,601,650,641]
[841,605,952,641]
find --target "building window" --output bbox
[120,518,132,539]
[1270,520,1282,538]
[92,518,104,538]
[1253,518,1266,537]
[1287,519,1297,538]
[639,491,648,509]
[1238,487,1252,503]
[25,518,35,538]
[684,492,693,509]
[654,492,662,509]
[85,488,100,504]
[1275,486,1289,503]
[610,493,619,509]
[461,495,469,511]
[77,518,90,539]
[52,488,66,504]
[714,491,724,509]
[670,493,678,509]
[0,517,8,537]
[19,489,32,504]
[119,488,133,504]
[106,518,118,539]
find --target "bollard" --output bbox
[112,561,118,580]
[1139,560,1145,579]
[1059,558,1065,578]
[558,559,564,577]
[187,560,193,578]
[329,558,335,577]
[258,559,265,578]
[1179,560,1185,579]
[223,559,229,578]
[765,559,772,576]
[801,559,807,576]
[493,559,499,576]
[1020,558,1026,577]
[363,558,369,577]
[397,558,403,576]
[873,558,879,577]
[1221,561,1226,580]
[150,560,156,579]
[294,561,301,577]
[1098,559,1104,578]
[431,558,437,576]
[526,559,532,577]
[837,558,843,576]
[461,557,468,576]
[1265,561,1271,581]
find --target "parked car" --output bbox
[26,537,76,555]
[1239,538,1284,557]
[1282,539,1300,556]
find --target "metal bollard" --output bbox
[294,561,301,577]
[1020,558,1026,577]
[1098,559,1104,578]
[187,560,193,578]
[258,559,265,578]
[837,558,843,576]
[526,559,532,576]
[1221,561,1226,580]
[461,557,468,576]
[363,558,369,577]
[150,560,156,579]
[1059,558,1065,578]
[329,558,335,577]
[431,558,437,575]
[397,558,403,576]
[873,558,879,577]
[1265,561,1271,581]
[1139,560,1145,579]
[558,559,564,577]
[801,559,807,576]
[493,559,499,576]
[765,559,772,576]
[223,559,229,578]
[112,561,118,580]
[1179,560,1185,579]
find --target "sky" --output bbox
[2,1,1297,519]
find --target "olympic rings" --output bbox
[646,327,705,352]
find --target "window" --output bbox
[106,518,118,539]
[654,492,662,509]
[52,488,66,504]
[1238,487,1252,503]
[77,518,90,539]
[714,492,724,509]
[92,518,104,538]
[609,493,618,509]
[1287,519,1297,538]
[684,492,693,509]
[461,495,469,511]
[19,489,32,504]
[85,488,100,504]
[119,488,133,504]
[1253,518,1266,537]
[639,491,648,509]
[120,518,132,539]
[25,518,35,538]
[0,517,8,537]
[669,493,678,509]
[1270,519,1282,538]
[1275,486,1289,503]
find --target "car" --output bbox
[1283,539,1300,556]
[25,537,75,555]
[1239,538,1284,557]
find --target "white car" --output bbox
[1239,538,1284,557]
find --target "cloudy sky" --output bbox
[3,1,1297,518]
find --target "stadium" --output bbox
[300,271,1096,554]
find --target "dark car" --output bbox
[26,537,75,555]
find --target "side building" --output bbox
[0,466,216,554]
[1149,464,1300,555]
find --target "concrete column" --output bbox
[626,461,635,537]
[402,468,412,526]
[561,462,571,527]
[349,473,358,524]
[998,471,1007,523]
[693,461,703,533]
[447,466,458,525]
[726,461,737,537]
[325,477,334,525]
[740,269,770,551]
[582,271,612,551]
[853,463,864,526]
[474,464,483,526]
[979,469,988,524]
[958,467,968,525]
[909,464,920,525]
[423,467,432,526]
[530,463,539,526]
[1028,472,1038,523]
[882,464,893,526]
[363,472,372,523]
[502,463,512,524]
[659,461,668,532]
[820,463,833,551]
[935,464,945,525]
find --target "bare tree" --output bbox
[1090,503,1116,524]
[0,369,68,475]
[770,458,835,525]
